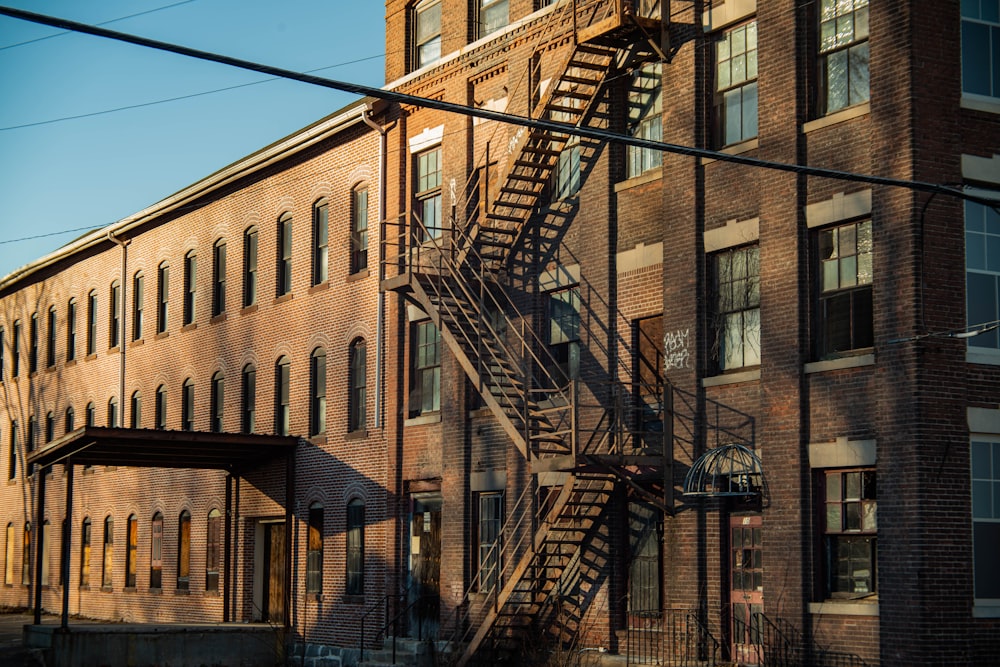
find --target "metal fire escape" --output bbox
[382,1,670,663]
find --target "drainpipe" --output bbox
[108,230,128,426]
[361,105,396,430]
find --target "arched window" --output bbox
[309,348,326,436]
[107,396,118,428]
[150,512,163,589]
[8,421,17,481]
[157,262,169,334]
[306,503,323,594]
[29,312,38,373]
[133,271,144,341]
[351,187,369,274]
[64,407,74,434]
[181,379,194,431]
[154,386,167,429]
[275,356,290,436]
[66,298,77,362]
[243,227,258,308]
[130,391,142,429]
[79,518,91,587]
[211,372,225,433]
[349,339,367,432]
[22,522,31,586]
[277,214,293,297]
[346,499,364,595]
[85,403,95,427]
[241,364,256,434]
[312,199,329,285]
[44,412,54,444]
[47,305,57,367]
[177,510,191,590]
[86,290,97,355]
[101,516,113,589]
[212,239,227,317]
[125,515,137,589]
[206,509,221,592]
[183,251,197,326]
[5,522,15,585]
[12,320,21,377]
[41,519,50,586]
[109,280,121,349]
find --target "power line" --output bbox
[0,4,992,209]
[0,226,99,246]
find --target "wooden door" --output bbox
[410,496,442,637]
[263,523,286,624]
[729,515,762,665]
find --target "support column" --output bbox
[61,462,74,629]
[284,452,295,631]
[33,468,46,624]
[224,472,232,623]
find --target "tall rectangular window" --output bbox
[155,386,167,430]
[349,340,367,432]
[46,307,57,367]
[22,523,31,586]
[156,264,169,334]
[414,0,442,69]
[715,21,758,147]
[351,188,369,273]
[478,492,503,593]
[66,300,76,362]
[548,287,581,385]
[183,252,196,326]
[275,357,290,435]
[312,200,329,285]
[4,523,13,585]
[346,500,364,595]
[244,228,258,307]
[102,516,113,589]
[815,220,873,358]
[416,149,443,240]
[132,272,144,341]
[966,197,1000,350]
[411,322,440,416]
[0,327,5,378]
[242,365,256,434]
[86,292,97,356]
[206,510,221,593]
[8,421,17,481]
[309,349,326,436]
[109,282,121,349]
[212,241,226,317]
[150,513,163,590]
[818,0,869,114]
[130,392,142,429]
[211,373,224,433]
[306,505,323,594]
[627,63,663,177]
[125,515,137,589]
[711,245,760,372]
[822,469,876,597]
[177,511,190,591]
[962,2,1000,98]
[478,0,508,37]
[181,380,194,431]
[79,518,91,587]
[277,215,293,297]
[12,320,21,376]
[972,438,1000,601]
[29,313,38,373]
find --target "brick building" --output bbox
[3,1,1000,665]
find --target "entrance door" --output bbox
[729,515,762,665]
[633,316,664,455]
[262,523,286,624]
[409,495,442,638]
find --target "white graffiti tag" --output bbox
[663,328,691,370]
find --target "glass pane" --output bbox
[821,0,837,21]
[747,21,757,50]
[962,0,980,19]
[994,442,1000,477]
[747,49,758,80]
[827,472,842,501]
[827,49,848,111]
[995,481,1000,518]
[845,472,861,498]
[743,83,758,139]
[718,34,730,61]
[827,504,841,531]
[988,204,1000,234]
[967,273,998,328]
[841,256,858,287]
[861,502,877,531]
[974,481,992,518]
[849,43,870,105]
[855,6,869,40]
[987,0,1000,23]
[821,19,836,51]
[823,259,840,292]
[962,22,991,95]
[987,235,1000,272]
[857,252,873,285]
[753,528,762,546]
[845,501,861,530]
[840,224,857,256]
[743,309,761,366]
[836,15,854,47]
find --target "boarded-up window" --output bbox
[206,510,221,593]
[102,517,113,588]
[177,511,190,590]
[150,513,163,589]
[306,504,323,594]
[125,515,137,588]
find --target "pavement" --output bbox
[0,612,34,667]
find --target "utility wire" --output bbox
[0,4,994,209]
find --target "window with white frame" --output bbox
[477,492,503,593]
[351,188,369,274]
[818,0,869,115]
[183,251,197,326]
[181,379,194,431]
[310,348,326,436]
[414,0,442,69]
[548,287,581,386]
[972,437,1000,602]
[410,321,440,416]
[715,21,757,147]
[478,0,508,38]
[416,149,443,239]
[212,240,226,317]
[966,197,1000,350]
[815,219,873,358]
[627,63,663,177]
[156,263,169,334]
[275,356,290,435]
[277,214,293,297]
[962,2,1000,99]
[822,468,876,597]
[312,199,329,286]
[710,245,760,372]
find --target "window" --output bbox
[157,263,169,334]
[79,518,91,587]
[415,149,443,240]
[177,510,191,590]
[26,416,36,458]
[966,198,1000,350]
[206,509,221,593]
[29,313,38,373]
[822,469,876,597]
[275,356,290,435]
[12,320,20,376]
[6,523,15,585]
[130,392,142,429]
[40,520,50,586]
[243,227,258,307]
[818,0,869,114]
[183,251,196,326]
[86,290,97,355]
[627,63,663,177]
[155,385,167,430]
[346,499,364,595]
[181,379,194,431]
[212,240,226,317]
[477,492,503,593]
[85,403,95,427]
[410,321,440,416]
[351,188,369,273]
[65,407,74,433]
[715,21,757,147]
[962,2,1000,98]
[312,199,329,285]
[349,339,367,432]
[7,421,16,481]
[0,327,5,378]
[211,372,224,433]
[66,299,76,362]
[552,123,581,200]
[478,0,508,37]
[22,523,31,586]
[150,513,163,590]
[242,364,256,434]
[47,306,57,367]
[548,287,581,385]
[102,516,113,589]
[109,281,121,349]
[306,503,323,594]
[972,438,1000,601]
[414,0,442,68]
[107,396,118,428]
[309,348,326,436]
[44,412,54,444]
[125,515,137,589]
[133,272,144,340]
[710,245,760,372]
[815,219,873,358]
[277,214,293,297]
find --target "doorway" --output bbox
[409,494,442,638]
[254,521,285,624]
[729,515,762,665]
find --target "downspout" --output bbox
[108,230,128,426]
[361,105,396,429]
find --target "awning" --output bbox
[682,442,766,498]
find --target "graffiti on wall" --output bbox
[664,329,690,370]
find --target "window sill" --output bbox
[808,600,878,616]
[124,586,136,593]
[700,138,759,165]
[967,346,1000,366]
[241,304,258,316]
[78,585,89,592]
[107,347,119,355]
[961,93,1000,115]
[802,102,870,134]
[154,332,168,341]
[973,603,1000,618]
[804,353,874,374]
[175,588,190,595]
[405,413,441,427]
[210,313,227,324]
[342,594,365,605]
[345,429,369,441]
[347,269,370,282]
[149,588,162,595]
[308,434,328,445]
[274,293,294,305]
[308,282,330,295]
[101,586,113,593]
[615,167,663,192]
[129,339,143,348]
[65,360,77,368]
[702,368,760,387]
[181,323,197,333]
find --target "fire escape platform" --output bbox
[576,13,663,49]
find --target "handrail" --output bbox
[358,592,405,663]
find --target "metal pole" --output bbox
[33,468,46,624]
[224,472,232,622]
[284,451,295,631]
[61,461,73,629]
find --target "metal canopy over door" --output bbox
[409,494,442,638]
[729,515,762,665]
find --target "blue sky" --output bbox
[0,0,386,279]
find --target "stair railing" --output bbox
[358,592,406,664]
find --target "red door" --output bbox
[729,515,762,665]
